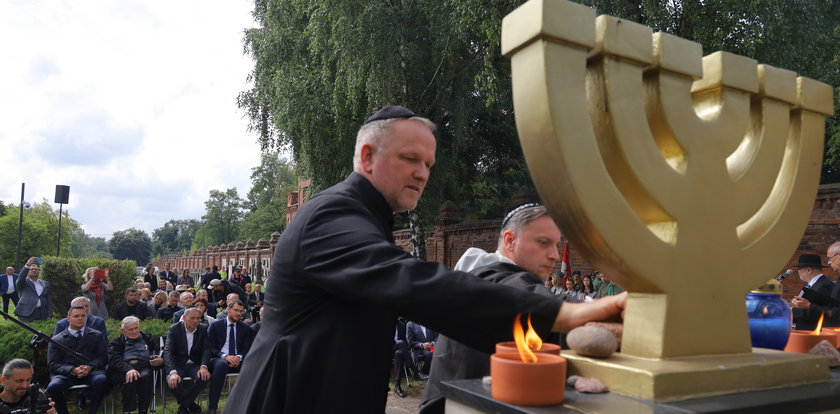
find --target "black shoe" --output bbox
[413,372,429,381]
[393,385,406,398]
[76,395,88,411]
[177,407,190,414]
[189,402,202,413]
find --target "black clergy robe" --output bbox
[226,172,561,413]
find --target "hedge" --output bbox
[40,256,139,318]
[0,316,173,384]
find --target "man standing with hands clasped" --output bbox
[226,106,627,413]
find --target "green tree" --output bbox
[68,228,111,259]
[192,189,244,249]
[239,150,298,242]
[239,0,537,225]
[240,0,840,225]
[0,200,80,268]
[152,219,201,256]
[108,228,151,265]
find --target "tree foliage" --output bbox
[238,150,298,242]
[152,219,201,256]
[69,228,111,259]
[191,189,245,250]
[240,0,840,226]
[0,200,80,268]
[108,227,151,265]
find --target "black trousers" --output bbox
[393,341,418,383]
[1,292,18,314]
[120,367,154,412]
[171,364,208,408]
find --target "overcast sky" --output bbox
[0,0,263,239]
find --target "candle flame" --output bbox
[762,305,768,315]
[513,314,538,363]
[525,315,543,351]
[812,313,825,335]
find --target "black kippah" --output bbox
[363,105,416,125]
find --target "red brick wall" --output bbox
[156,184,840,295]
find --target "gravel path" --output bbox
[385,381,424,414]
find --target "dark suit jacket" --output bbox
[14,267,51,318]
[164,322,211,373]
[247,291,264,308]
[406,322,438,352]
[0,273,18,294]
[48,327,108,376]
[208,318,253,359]
[794,274,835,330]
[159,270,178,287]
[53,315,108,338]
[113,301,152,320]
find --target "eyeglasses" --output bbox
[829,252,840,260]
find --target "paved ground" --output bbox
[385,381,424,414]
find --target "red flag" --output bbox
[560,241,571,283]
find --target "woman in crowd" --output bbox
[191,299,215,326]
[148,290,167,316]
[81,266,112,319]
[143,263,158,292]
[139,288,152,303]
[581,275,596,297]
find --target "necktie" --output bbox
[228,324,236,356]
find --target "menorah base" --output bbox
[563,348,828,402]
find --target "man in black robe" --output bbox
[420,203,575,413]
[226,106,627,413]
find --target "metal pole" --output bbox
[15,183,24,270]
[57,204,63,256]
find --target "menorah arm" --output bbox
[727,65,798,222]
[509,37,669,293]
[736,99,831,291]
[587,16,685,223]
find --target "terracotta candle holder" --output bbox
[490,352,566,406]
[819,329,840,347]
[784,330,835,353]
[496,341,561,355]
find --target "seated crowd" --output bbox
[10,259,262,414]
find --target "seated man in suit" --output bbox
[156,291,181,322]
[172,292,195,323]
[207,299,253,414]
[392,317,424,398]
[247,284,264,322]
[108,316,163,414]
[406,321,437,376]
[53,297,108,338]
[45,306,108,414]
[164,307,211,414]
[791,253,835,330]
[14,257,52,322]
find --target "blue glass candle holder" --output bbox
[746,282,791,350]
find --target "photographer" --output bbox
[80,268,112,320]
[0,359,55,414]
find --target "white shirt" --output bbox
[221,317,240,358]
[5,275,14,294]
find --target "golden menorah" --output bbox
[502,0,835,402]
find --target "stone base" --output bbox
[563,348,829,402]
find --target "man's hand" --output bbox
[125,369,140,383]
[422,342,432,350]
[26,257,38,266]
[197,366,211,381]
[553,292,627,332]
[791,296,811,310]
[224,355,241,368]
[150,356,164,367]
[168,372,181,389]
[46,397,56,414]
[71,365,91,378]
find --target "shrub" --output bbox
[41,256,137,318]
